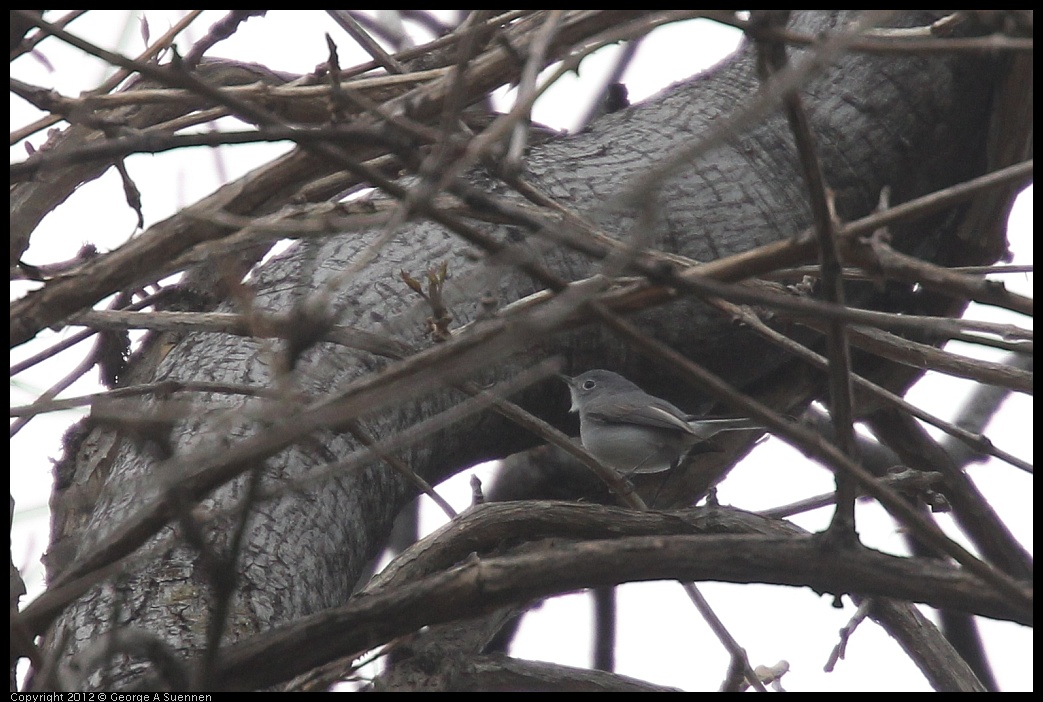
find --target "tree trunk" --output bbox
[19,10,1028,691]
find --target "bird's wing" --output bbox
[686,417,761,441]
[586,395,696,434]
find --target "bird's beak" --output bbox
[557,373,579,413]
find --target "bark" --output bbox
[17,10,1029,691]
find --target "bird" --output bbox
[561,369,761,475]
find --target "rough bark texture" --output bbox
[20,10,1028,691]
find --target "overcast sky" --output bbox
[11,11,1032,691]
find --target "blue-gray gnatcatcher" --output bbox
[562,369,761,475]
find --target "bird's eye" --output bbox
[582,380,596,390]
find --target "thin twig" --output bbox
[590,305,1032,614]
[327,10,407,74]
[753,9,867,538]
[11,10,206,145]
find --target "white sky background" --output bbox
[10,11,1032,692]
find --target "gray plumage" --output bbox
[562,369,760,474]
